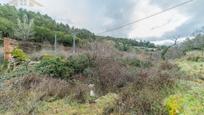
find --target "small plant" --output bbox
[11,48,30,61]
[0,61,9,73]
[165,95,184,115]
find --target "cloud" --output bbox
[151,0,204,38]
[1,0,203,44]
[128,0,189,39]
[152,36,195,45]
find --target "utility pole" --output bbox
[54,33,57,52]
[72,33,76,54]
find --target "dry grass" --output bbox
[94,58,133,94]
[112,61,180,114]
[0,74,90,114]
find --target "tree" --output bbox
[14,15,34,40]
[161,38,178,60]
[181,34,204,55]
[0,17,14,36]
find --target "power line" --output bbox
[98,0,194,35]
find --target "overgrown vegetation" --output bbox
[0,4,204,115]
[1,40,204,114]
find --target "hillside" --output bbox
[0,4,95,45]
[0,4,156,50]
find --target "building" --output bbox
[9,0,43,7]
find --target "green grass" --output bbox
[35,93,118,115]
[165,54,204,115]
[165,80,204,115]
[177,59,204,82]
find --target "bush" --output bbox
[121,58,152,68]
[11,48,30,61]
[67,54,93,74]
[36,56,74,79]
[187,55,204,62]
[1,63,33,79]
[165,95,183,115]
[92,58,133,95]
[36,54,93,80]
[115,42,130,51]
[114,86,168,115]
[159,61,177,70]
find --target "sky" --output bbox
[1,0,203,45]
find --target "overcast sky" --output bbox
[1,0,203,44]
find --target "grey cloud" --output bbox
[151,0,204,40]
[97,0,136,37]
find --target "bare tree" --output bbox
[15,15,34,40]
[161,38,178,60]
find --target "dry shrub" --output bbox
[0,74,90,114]
[113,61,180,114]
[159,61,178,70]
[10,74,90,100]
[87,40,121,59]
[0,88,32,113]
[9,74,73,98]
[21,75,42,90]
[79,41,133,95]
[93,58,133,94]
[70,82,89,103]
[19,41,42,54]
[84,42,154,95]
[37,77,72,98]
[115,86,168,115]
[154,71,176,89]
[31,48,70,61]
